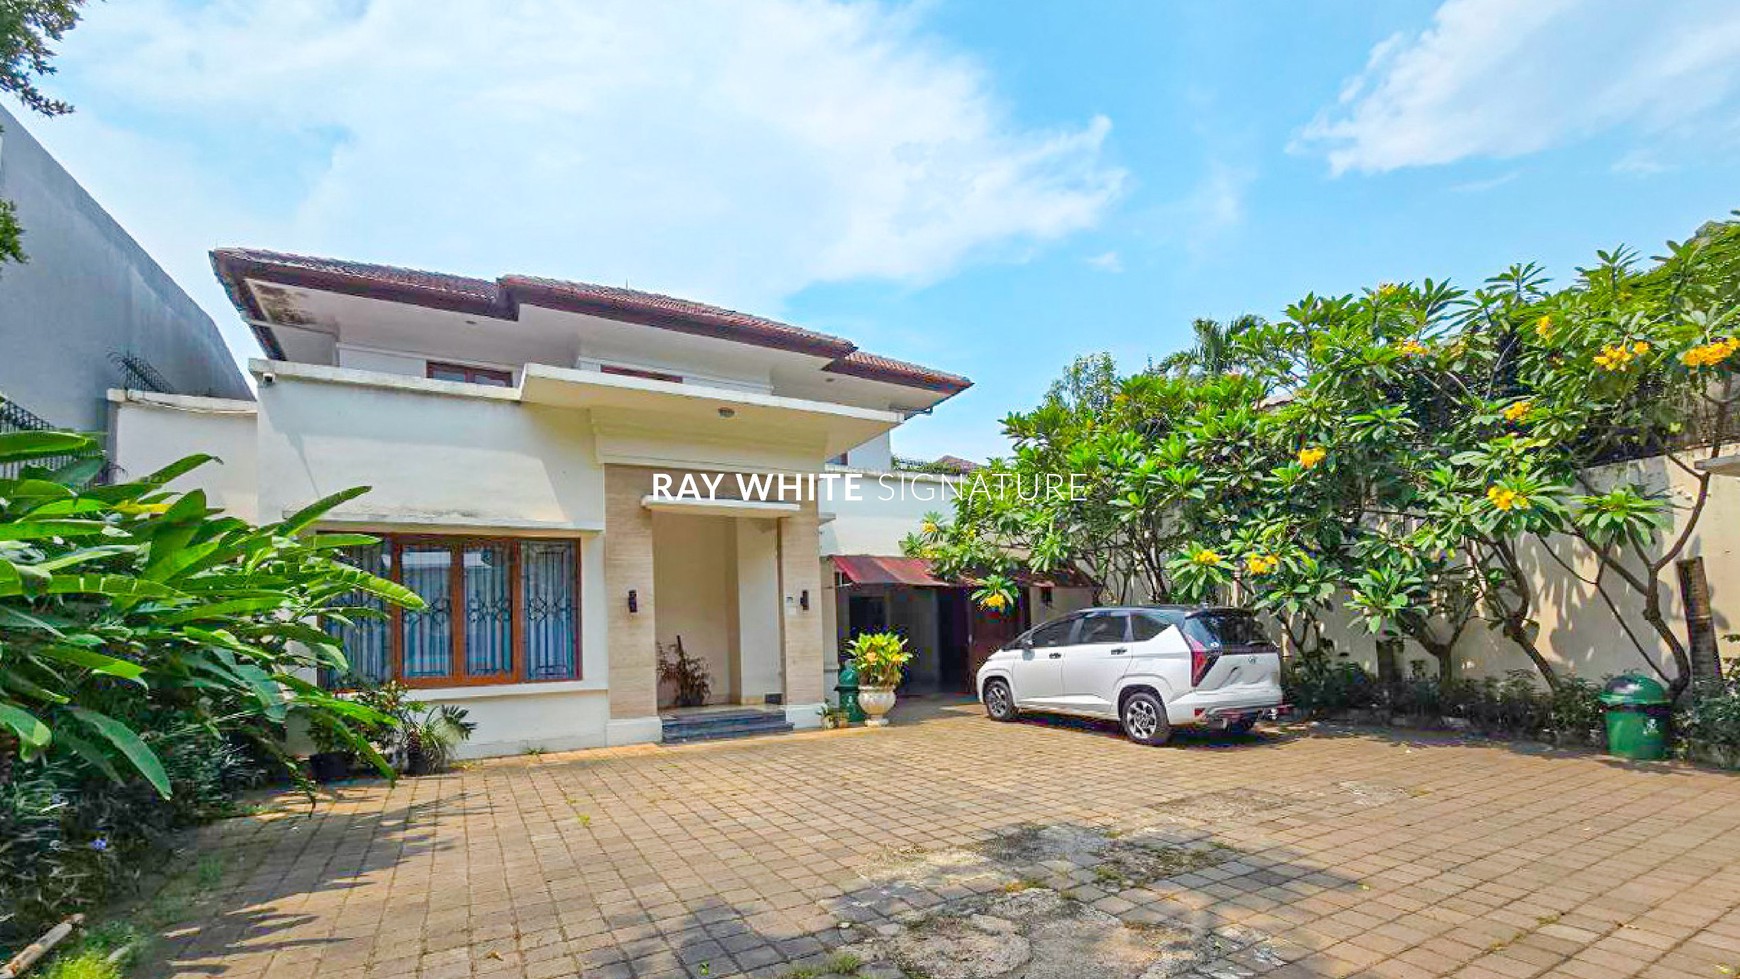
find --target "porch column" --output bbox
[604,466,661,743]
[778,499,826,718]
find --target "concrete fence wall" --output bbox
[1322,451,1738,686]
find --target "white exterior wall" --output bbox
[107,393,261,523]
[255,371,604,532]
[736,518,784,701]
[819,471,960,556]
[652,512,738,703]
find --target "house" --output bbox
[0,104,248,438]
[109,248,982,756]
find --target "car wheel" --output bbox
[1120,691,1171,746]
[1226,715,1258,736]
[983,679,1018,721]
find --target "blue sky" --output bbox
[11,0,1740,460]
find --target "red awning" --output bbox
[830,555,948,587]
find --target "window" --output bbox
[601,364,683,384]
[1077,612,1128,644]
[325,535,581,687]
[427,361,513,386]
[1025,616,1077,649]
[1131,612,1177,642]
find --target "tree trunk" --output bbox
[1677,557,1722,688]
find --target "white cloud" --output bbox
[1297,0,1740,175]
[1085,250,1122,272]
[42,0,1124,324]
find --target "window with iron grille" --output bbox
[325,535,581,687]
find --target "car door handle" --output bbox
[1110,647,1127,655]
[1048,652,1063,659]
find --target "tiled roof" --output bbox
[211,248,969,395]
[823,350,972,395]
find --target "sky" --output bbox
[8,0,1740,461]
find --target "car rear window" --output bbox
[1130,613,1173,641]
[1182,612,1274,648]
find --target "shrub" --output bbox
[1677,661,1740,768]
[845,632,912,689]
[1281,650,1378,716]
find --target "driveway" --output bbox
[146,700,1740,979]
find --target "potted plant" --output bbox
[658,636,712,708]
[846,631,912,727]
[817,703,852,729]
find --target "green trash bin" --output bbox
[1599,673,1671,761]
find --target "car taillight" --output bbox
[1187,634,1217,687]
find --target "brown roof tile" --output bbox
[211,247,969,396]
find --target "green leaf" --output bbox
[34,644,146,683]
[0,431,94,462]
[68,707,171,799]
[56,729,122,782]
[0,703,51,754]
[44,574,182,600]
[152,597,288,624]
[278,486,372,537]
[0,519,111,541]
[323,564,426,610]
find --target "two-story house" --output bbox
[108,249,972,756]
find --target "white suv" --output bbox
[976,606,1284,745]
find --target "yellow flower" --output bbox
[1245,553,1279,575]
[1486,486,1531,512]
[921,520,939,535]
[1395,340,1429,357]
[1193,550,1222,567]
[1535,314,1553,339]
[1297,446,1327,469]
[1595,343,1639,371]
[1377,283,1399,297]
[1502,401,1532,424]
[1682,337,1740,368]
[982,592,1007,610]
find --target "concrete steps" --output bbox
[660,707,793,744]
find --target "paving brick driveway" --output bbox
[153,700,1740,979]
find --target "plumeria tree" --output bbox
[916,216,1740,695]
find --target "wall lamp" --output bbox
[627,589,638,614]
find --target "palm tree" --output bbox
[1156,314,1264,377]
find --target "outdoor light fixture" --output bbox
[717,407,736,418]
[627,589,638,613]
[800,589,810,610]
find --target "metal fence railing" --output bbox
[0,396,111,483]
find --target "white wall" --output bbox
[336,345,428,378]
[652,512,737,704]
[736,518,784,701]
[106,393,260,522]
[1028,586,1095,626]
[255,372,604,531]
[1294,453,1738,685]
[843,432,893,472]
[419,684,611,758]
[820,471,961,556]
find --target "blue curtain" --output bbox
[522,541,577,679]
[323,542,390,685]
[465,542,514,677]
[400,545,453,679]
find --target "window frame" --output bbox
[600,364,684,384]
[332,533,583,689]
[1076,610,1130,644]
[426,361,514,386]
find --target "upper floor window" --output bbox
[428,361,513,386]
[601,364,683,384]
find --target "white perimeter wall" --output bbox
[107,393,260,522]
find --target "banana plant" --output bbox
[0,428,425,796]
